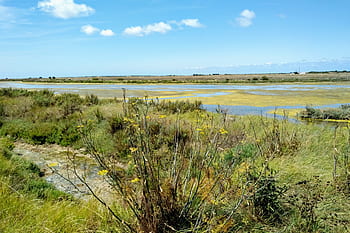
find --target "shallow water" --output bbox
[203,103,349,122]
[1,82,350,92]
[1,81,349,117]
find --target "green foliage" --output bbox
[149,98,203,114]
[300,105,350,120]
[287,177,325,232]
[0,119,31,140]
[109,114,125,134]
[85,94,100,106]
[0,137,14,159]
[252,171,286,223]
[55,93,83,117]
[224,143,258,165]
[0,88,30,97]
[31,89,55,107]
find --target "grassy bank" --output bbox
[3,71,350,84]
[0,138,119,233]
[0,88,349,232]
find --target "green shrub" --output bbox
[0,88,30,97]
[252,173,286,223]
[85,94,100,106]
[300,105,350,120]
[55,93,83,117]
[31,89,55,107]
[0,120,31,140]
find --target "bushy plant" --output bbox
[300,105,350,120]
[74,99,275,232]
[85,94,100,106]
[55,93,83,118]
[31,89,55,107]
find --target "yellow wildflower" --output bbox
[158,115,167,119]
[219,128,228,135]
[210,199,219,205]
[129,147,138,153]
[131,178,140,183]
[76,125,84,128]
[98,170,109,176]
[48,162,58,167]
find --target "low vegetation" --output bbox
[299,105,350,121]
[3,71,350,84]
[0,88,349,232]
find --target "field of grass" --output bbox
[0,88,349,232]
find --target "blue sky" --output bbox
[1,0,350,78]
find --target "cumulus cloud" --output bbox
[180,19,203,28]
[100,29,115,36]
[123,26,143,37]
[123,19,203,37]
[236,9,255,27]
[81,24,99,35]
[123,22,172,37]
[38,0,95,19]
[80,24,115,36]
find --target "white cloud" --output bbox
[123,26,143,37]
[145,22,172,34]
[81,24,99,35]
[80,25,115,37]
[38,0,95,19]
[180,19,203,28]
[100,29,115,36]
[123,22,172,37]
[123,19,204,37]
[236,9,255,27]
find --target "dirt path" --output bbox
[13,142,114,202]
